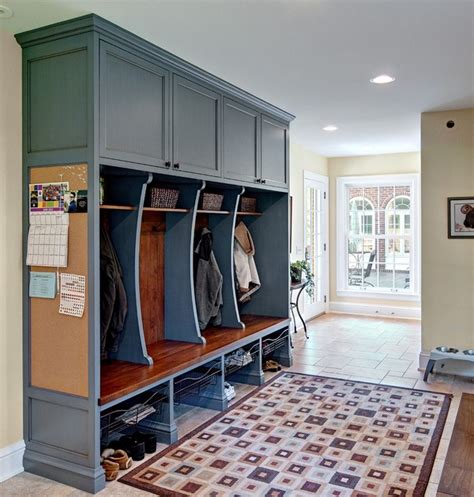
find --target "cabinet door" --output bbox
[261,115,289,189]
[100,42,169,167]
[172,75,221,177]
[223,98,260,185]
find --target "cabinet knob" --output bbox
[173,163,180,169]
[255,178,261,183]
[165,161,171,168]
[261,179,266,184]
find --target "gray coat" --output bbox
[195,227,223,330]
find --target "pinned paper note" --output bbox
[29,272,56,299]
[59,273,85,318]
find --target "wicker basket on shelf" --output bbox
[240,196,257,213]
[201,193,224,211]
[149,187,180,209]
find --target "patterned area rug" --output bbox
[120,372,451,496]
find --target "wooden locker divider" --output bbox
[29,164,89,397]
[102,172,153,365]
[164,181,205,343]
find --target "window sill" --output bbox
[336,289,420,302]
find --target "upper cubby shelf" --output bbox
[99,204,262,216]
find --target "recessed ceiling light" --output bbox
[0,4,12,18]
[370,74,395,84]
[323,125,338,132]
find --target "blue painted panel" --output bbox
[105,173,153,364]
[100,42,170,167]
[164,182,204,343]
[30,398,89,456]
[28,45,88,153]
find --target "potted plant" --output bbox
[290,260,315,297]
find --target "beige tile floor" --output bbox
[1,313,471,496]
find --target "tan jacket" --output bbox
[234,221,260,302]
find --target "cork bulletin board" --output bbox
[30,164,89,397]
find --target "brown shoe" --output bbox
[101,459,119,481]
[107,449,132,470]
[263,360,281,372]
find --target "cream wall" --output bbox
[421,109,474,353]
[0,31,23,449]
[328,152,421,311]
[289,143,328,317]
[290,142,328,261]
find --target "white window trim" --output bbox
[336,174,420,301]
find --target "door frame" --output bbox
[303,171,329,319]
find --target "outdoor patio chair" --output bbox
[349,250,376,287]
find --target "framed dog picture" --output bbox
[448,197,474,238]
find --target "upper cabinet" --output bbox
[223,98,260,185]
[23,16,294,188]
[223,101,288,189]
[172,75,221,177]
[261,115,289,189]
[100,42,170,168]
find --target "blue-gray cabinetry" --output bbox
[16,13,294,495]
[172,75,221,177]
[223,98,260,184]
[223,101,289,189]
[261,114,289,189]
[100,42,170,168]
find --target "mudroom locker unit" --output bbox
[16,14,295,493]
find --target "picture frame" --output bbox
[447,197,474,238]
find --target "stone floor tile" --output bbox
[382,375,417,388]
[376,357,412,373]
[341,365,389,380]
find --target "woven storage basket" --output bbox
[201,193,224,211]
[240,196,257,213]
[149,188,179,209]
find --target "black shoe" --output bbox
[119,435,145,461]
[133,432,157,454]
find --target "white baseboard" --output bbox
[329,301,421,320]
[0,440,25,483]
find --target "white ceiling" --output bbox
[1,0,473,157]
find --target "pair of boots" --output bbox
[101,449,132,481]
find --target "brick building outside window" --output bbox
[336,175,419,296]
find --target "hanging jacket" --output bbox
[195,227,223,330]
[100,226,128,359]
[234,221,260,302]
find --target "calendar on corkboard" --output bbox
[27,182,70,267]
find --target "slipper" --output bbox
[101,459,119,481]
[107,449,132,470]
[263,360,280,372]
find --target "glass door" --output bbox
[304,173,328,318]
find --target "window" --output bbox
[336,174,420,299]
[349,197,374,235]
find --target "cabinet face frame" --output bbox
[222,97,261,185]
[99,41,170,168]
[261,114,289,189]
[172,74,222,178]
